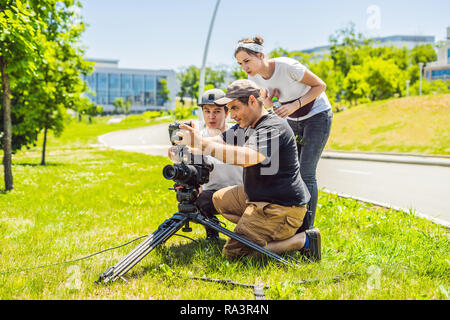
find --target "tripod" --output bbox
[97,184,295,284]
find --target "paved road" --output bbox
[317,158,450,226]
[98,123,171,157]
[98,122,450,227]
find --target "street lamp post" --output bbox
[418,62,424,96]
[198,0,221,129]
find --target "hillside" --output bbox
[326,94,450,155]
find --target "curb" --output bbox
[321,188,450,229]
[321,151,450,167]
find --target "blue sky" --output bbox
[79,0,449,71]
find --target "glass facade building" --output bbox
[83,59,177,113]
[424,28,450,82]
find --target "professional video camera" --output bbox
[97,122,293,284]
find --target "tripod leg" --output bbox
[192,214,296,267]
[97,214,188,283]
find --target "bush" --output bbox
[410,79,450,96]
[173,105,197,120]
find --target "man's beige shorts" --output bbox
[212,184,307,259]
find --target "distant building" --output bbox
[424,27,450,81]
[83,58,177,113]
[302,34,436,59]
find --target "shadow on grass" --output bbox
[124,235,306,281]
[14,162,62,167]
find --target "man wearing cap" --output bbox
[175,80,321,261]
[169,88,243,241]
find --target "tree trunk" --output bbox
[0,56,14,191]
[41,126,47,166]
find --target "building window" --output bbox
[144,75,155,105]
[133,74,144,106]
[108,73,120,104]
[431,69,450,80]
[121,74,133,103]
[84,74,96,101]
[96,73,108,105]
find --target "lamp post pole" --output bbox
[198,0,221,129]
[418,62,424,96]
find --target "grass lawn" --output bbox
[327,94,450,155]
[0,115,448,299]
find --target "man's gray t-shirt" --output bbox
[221,112,310,206]
[200,128,243,191]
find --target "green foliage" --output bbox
[231,66,247,81]
[111,97,131,115]
[343,57,403,104]
[172,105,196,120]
[177,65,227,104]
[1,0,93,154]
[267,22,445,108]
[158,78,171,103]
[121,110,166,123]
[410,79,450,96]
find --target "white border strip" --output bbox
[321,188,450,229]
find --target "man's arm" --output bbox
[177,124,266,167]
[201,137,265,167]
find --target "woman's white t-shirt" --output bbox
[249,57,332,121]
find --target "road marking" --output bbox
[339,169,372,175]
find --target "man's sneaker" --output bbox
[205,227,220,241]
[300,228,321,262]
[204,216,220,241]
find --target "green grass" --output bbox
[0,115,449,299]
[327,94,450,155]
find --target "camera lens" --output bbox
[163,165,178,180]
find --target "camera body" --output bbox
[164,123,213,193]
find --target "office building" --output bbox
[83,58,177,113]
[424,27,450,81]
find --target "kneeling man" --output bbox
[175,80,321,261]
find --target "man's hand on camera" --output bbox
[168,146,178,162]
[175,123,203,151]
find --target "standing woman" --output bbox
[234,36,333,233]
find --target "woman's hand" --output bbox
[274,100,301,119]
[260,88,280,109]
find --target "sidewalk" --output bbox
[321,150,450,167]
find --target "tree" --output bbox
[1,0,93,184]
[329,22,366,77]
[112,97,124,114]
[344,57,403,103]
[343,65,370,105]
[34,2,93,165]
[231,66,247,81]
[176,65,227,105]
[177,65,199,105]
[0,0,51,190]
[158,78,171,105]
